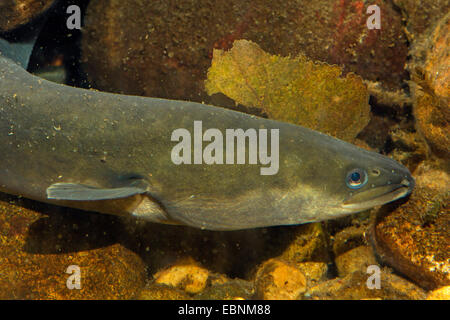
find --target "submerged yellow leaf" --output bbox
[205,40,370,142]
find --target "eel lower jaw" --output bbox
[340,179,413,212]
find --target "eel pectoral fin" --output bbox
[46,181,148,201]
[46,180,181,225]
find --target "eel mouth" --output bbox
[341,179,413,212]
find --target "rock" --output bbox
[365,80,413,110]
[277,223,331,265]
[153,257,210,294]
[151,257,255,299]
[413,90,449,159]
[393,0,450,40]
[389,124,428,172]
[295,262,328,286]
[0,0,55,32]
[194,279,254,300]
[335,246,378,277]
[426,286,450,300]
[371,161,450,290]
[82,0,252,101]
[82,0,407,102]
[0,195,146,299]
[332,225,367,257]
[305,270,426,300]
[409,12,450,159]
[207,272,230,286]
[413,12,450,99]
[138,284,192,300]
[131,223,328,298]
[254,258,307,300]
[280,0,408,91]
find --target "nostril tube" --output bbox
[401,176,415,195]
[401,179,410,187]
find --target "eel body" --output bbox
[0,46,414,230]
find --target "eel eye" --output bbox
[346,168,368,189]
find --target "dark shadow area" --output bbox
[123,221,299,279]
[23,208,123,254]
[0,190,299,279]
[28,0,91,88]
[0,15,47,43]
[357,95,415,153]
[0,192,122,253]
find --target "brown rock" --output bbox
[306,270,426,300]
[295,262,328,286]
[153,257,210,294]
[426,286,450,300]
[365,80,413,110]
[413,90,449,159]
[393,0,450,40]
[332,225,367,257]
[409,12,450,158]
[389,125,428,172]
[335,246,378,277]
[287,0,408,90]
[278,223,330,264]
[254,258,307,300]
[0,195,146,299]
[138,284,192,300]
[194,279,254,300]
[418,14,450,99]
[0,0,55,32]
[371,161,450,290]
[82,0,407,103]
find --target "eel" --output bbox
[0,38,414,230]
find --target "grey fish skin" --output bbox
[0,53,414,230]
